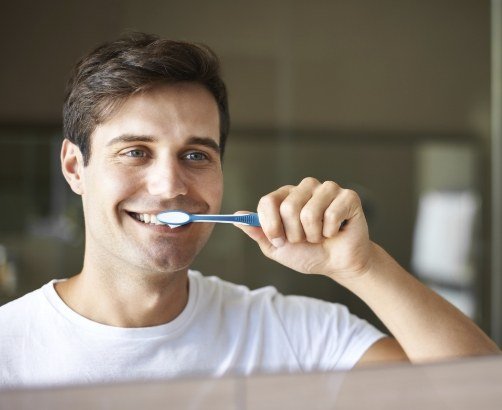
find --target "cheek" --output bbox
[84,166,140,212]
[202,172,223,208]
[105,170,136,193]
[210,174,223,195]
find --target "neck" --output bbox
[55,258,190,328]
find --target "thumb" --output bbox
[233,212,275,255]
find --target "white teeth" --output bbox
[135,213,164,225]
[151,215,164,225]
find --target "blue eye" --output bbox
[126,149,146,158]
[184,152,207,161]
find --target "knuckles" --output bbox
[323,208,339,224]
[320,180,340,194]
[257,194,275,211]
[343,189,362,206]
[257,180,362,245]
[279,199,301,219]
[299,207,317,225]
[299,176,320,187]
[258,185,294,210]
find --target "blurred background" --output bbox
[0,0,500,342]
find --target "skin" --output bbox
[236,179,500,363]
[59,82,223,327]
[59,81,499,365]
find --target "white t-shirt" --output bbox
[0,270,385,388]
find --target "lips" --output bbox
[127,211,175,227]
[125,200,210,230]
[126,211,193,231]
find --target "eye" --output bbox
[125,149,146,158]
[183,151,208,161]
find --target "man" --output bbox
[0,33,498,388]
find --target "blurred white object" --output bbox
[411,190,479,286]
[429,285,476,319]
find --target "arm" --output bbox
[236,178,500,364]
[347,242,499,363]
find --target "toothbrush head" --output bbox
[156,210,191,228]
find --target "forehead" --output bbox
[91,82,220,148]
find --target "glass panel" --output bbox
[0,129,83,305]
[0,128,484,331]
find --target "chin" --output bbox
[150,257,193,274]
[137,245,199,274]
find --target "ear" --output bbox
[61,139,85,195]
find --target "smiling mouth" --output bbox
[128,212,166,226]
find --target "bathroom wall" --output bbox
[0,0,491,330]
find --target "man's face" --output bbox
[75,83,223,275]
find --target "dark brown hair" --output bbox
[63,32,229,165]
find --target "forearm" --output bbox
[244,178,499,361]
[338,242,500,363]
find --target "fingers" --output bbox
[233,215,275,255]
[322,188,361,237]
[301,180,341,243]
[258,178,362,247]
[257,185,292,248]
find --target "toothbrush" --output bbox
[156,210,261,228]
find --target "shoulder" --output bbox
[0,283,51,326]
[0,289,40,315]
[188,270,351,321]
[268,292,358,329]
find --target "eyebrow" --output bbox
[106,134,221,154]
[106,135,156,146]
[186,136,221,154]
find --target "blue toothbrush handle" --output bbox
[191,213,261,227]
[232,213,261,227]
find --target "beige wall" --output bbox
[0,0,491,327]
[0,0,490,137]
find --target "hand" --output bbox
[235,177,374,282]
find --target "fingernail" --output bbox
[271,237,285,248]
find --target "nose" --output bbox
[146,159,189,198]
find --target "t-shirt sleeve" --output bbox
[271,293,386,371]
